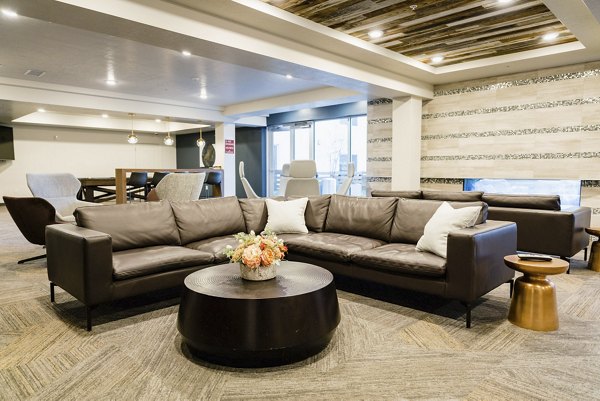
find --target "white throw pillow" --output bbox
[265,197,309,234]
[416,202,482,258]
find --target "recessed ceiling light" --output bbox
[102,113,109,118]
[368,30,384,39]
[155,118,161,123]
[37,108,46,113]
[182,50,191,56]
[200,88,208,99]
[498,0,513,3]
[1,9,18,18]
[431,55,444,63]
[542,32,559,41]
[285,74,293,79]
[106,79,116,86]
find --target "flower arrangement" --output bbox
[224,230,287,269]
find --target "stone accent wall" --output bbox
[366,98,393,192]
[421,61,600,226]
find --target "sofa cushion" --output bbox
[415,202,482,258]
[390,199,488,244]
[325,195,397,241]
[284,232,385,263]
[112,245,213,280]
[75,201,180,251]
[352,243,446,277]
[265,198,309,234]
[239,198,268,233]
[186,235,239,263]
[482,193,561,211]
[289,195,331,232]
[370,190,422,199]
[422,190,484,202]
[171,197,246,245]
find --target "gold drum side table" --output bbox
[504,255,569,331]
[585,227,600,272]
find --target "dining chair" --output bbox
[126,172,149,201]
[203,171,223,198]
[336,162,355,195]
[239,161,260,199]
[283,160,320,197]
[3,196,59,264]
[154,173,206,201]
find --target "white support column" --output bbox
[391,96,422,190]
[215,122,236,196]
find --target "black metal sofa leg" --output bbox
[461,302,472,328]
[507,278,514,298]
[86,306,93,331]
[50,282,55,303]
[561,256,571,274]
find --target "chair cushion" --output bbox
[390,199,488,244]
[325,195,397,241]
[239,198,268,233]
[75,201,181,251]
[170,197,246,245]
[284,232,385,263]
[186,235,239,263]
[482,193,561,210]
[422,190,484,201]
[112,245,213,280]
[352,243,446,277]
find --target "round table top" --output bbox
[504,254,569,276]
[585,227,600,236]
[183,261,334,300]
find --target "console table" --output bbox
[177,262,341,367]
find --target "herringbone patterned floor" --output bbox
[1,206,599,400]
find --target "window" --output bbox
[267,116,367,196]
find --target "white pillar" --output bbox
[215,122,236,196]
[391,96,422,190]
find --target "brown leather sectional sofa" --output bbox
[372,190,591,260]
[45,195,517,330]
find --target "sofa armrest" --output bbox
[488,206,591,257]
[445,220,517,302]
[46,224,114,306]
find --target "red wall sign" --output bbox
[225,139,235,154]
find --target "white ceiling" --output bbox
[0,0,599,133]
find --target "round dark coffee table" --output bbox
[177,261,340,367]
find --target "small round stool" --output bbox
[585,227,600,272]
[504,255,569,331]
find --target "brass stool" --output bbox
[504,255,569,331]
[585,227,600,272]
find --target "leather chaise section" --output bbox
[284,232,385,263]
[112,245,213,280]
[352,243,446,277]
[185,235,239,263]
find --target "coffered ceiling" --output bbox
[260,0,577,66]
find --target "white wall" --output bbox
[0,125,177,198]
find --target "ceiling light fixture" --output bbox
[106,79,116,86]
[431,55,444,64]
[37,108,46,113]
[196,125,205,148]
[542,32,559,41]
[155,118,161,123]
[127,113,139,144]
[1,9,18,18]
[285,74,293,79]
[163,117,174,146]
[409,4,418,11]
[497,0,513,3]
[182,50,191,56]
[368,30,384,39]
[102,113,109,118]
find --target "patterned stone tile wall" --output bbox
[421,61,600,226]
[367,98,393,192]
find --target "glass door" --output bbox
[314,118,349,194]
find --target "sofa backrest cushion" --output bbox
[390,199,488,244]
[325,195,397,241]
[239,198,268,233]
[170,196,246,245]
[288,195,331,232]
[482,193,561,211]
[422,190,484,201]
[370,190,423,199]
[75,201,180,251]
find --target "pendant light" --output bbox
[163,117,174,146]
[196,125,205,147]
[127,113,139,144]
